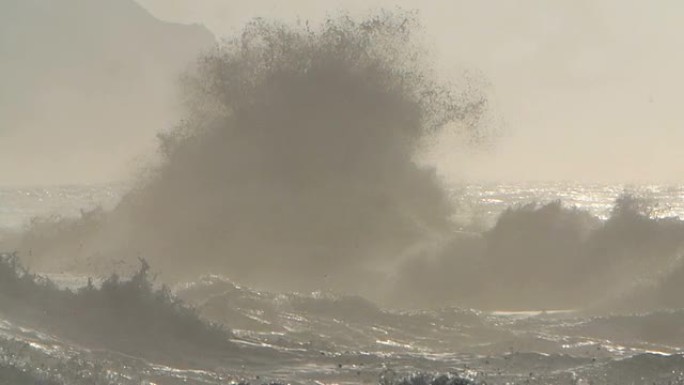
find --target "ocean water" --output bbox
[451,182,684,228]
[3,182,684,232]
[1,182,684,384]
[0,184,123,232]
[2,272,684,384]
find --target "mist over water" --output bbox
[8,12,489,298]
[3,4,684,384]
[5,9,684,311]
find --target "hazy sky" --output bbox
[0,0,214,186]
[137,0,684,183]
[3,1,682,185]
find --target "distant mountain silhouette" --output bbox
[0,0,215,184]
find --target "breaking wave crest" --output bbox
[391,194,684,310]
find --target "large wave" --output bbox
[7,11,486,297]
[4,11,683,313]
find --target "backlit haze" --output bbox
[137,0,684,184]
[3,4,684,383]
[3,0,682,186]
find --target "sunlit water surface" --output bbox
[1,182,684,384]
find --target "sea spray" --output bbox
[11,11,487,299]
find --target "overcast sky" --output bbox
[137,0,684,183]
